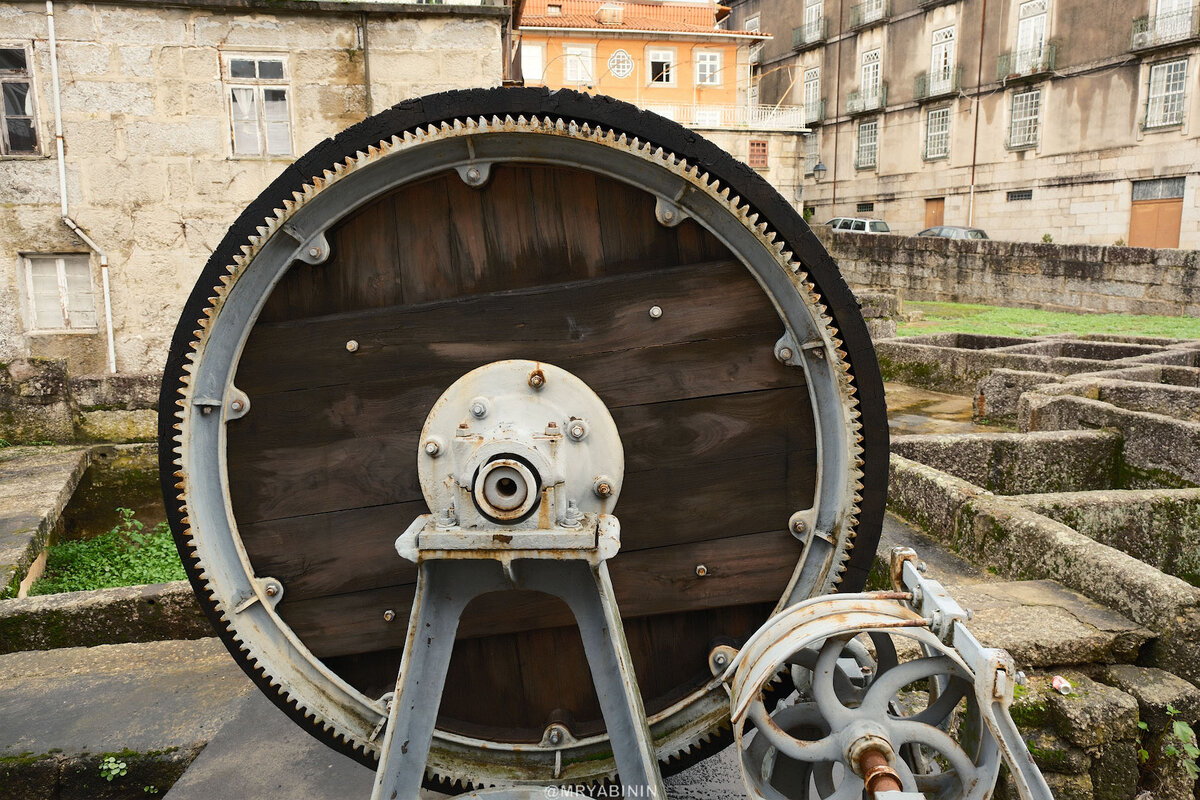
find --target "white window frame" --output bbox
[1008,87,1041,149]
[222,53,293,158]
[1146,58,1187,128]
[861,49,882,105]
[648,47,677,86]
[925,106,950,159]
[930,28,956,95]
[803,67,821,122]
[803,0,823,42]
[1,43,40,156]
[521,42,546,83]
[695,50,722,86]
[563,44,595,84]
[804,132,820,175]
[745,14,760,32]
[857,119,879,169]
[1156,0,1192,41]
[21,254,98,333]
[1015,1,1047,74]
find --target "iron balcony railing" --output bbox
[846,83,888,115]
[643,103,808,131]
[849,0,888,28]
[996,41,1058,79]
[1131,5,1200,50]
[914,66,963,100]
[804,98,826,125]
[791,17,829,50]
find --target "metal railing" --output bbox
[804,98,826,125]
[996,41,1057,79]
[914,66,962,100]
[643,103,808,131]
[850,0,888,28]
[1132,5,1199,49]
[846,83,888,115]
[791,18,828,49]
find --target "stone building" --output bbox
[724,0,1200,246]
[0,0,507,376]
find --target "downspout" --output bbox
[360,13,373,116]
[831,0,845,214]
[46,0,116,374]
[968,0,987,226]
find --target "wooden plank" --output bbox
[277,528,801,659]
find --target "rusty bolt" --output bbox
[345,340,359,353]
[545,421,560,436]
[265,583,279,597]
[424,440,440,457]
[456,423,470,438]
[230,399,244,413]
[593,479,613,499]
[465,167,482,183]
[811,348,825,360]
[662,209,676,222]
[548,728,564,746]
[695,564,708,577]
[200,406,213,416]
[777,347,794,362]
[383,609,396,623]
[861,665,873,676]
[792,518,808,535]
[307,245,321,259]
[528,370,546,389]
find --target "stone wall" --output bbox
[816,227,1200,317]
[0,0,505,376]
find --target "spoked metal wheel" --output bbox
[158,88,888,789]
[731,597,1002,800]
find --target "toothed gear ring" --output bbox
[158,88,888,791]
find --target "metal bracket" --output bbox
[655,196,690,227]
[282,224,331,265]
[455,162,493,188]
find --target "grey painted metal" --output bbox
[172,115,864,784]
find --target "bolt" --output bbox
[307,246,321,258]
[648,305,663,319]
[791,518,808,535]
[662,210,675,222]
[545,421,560,436]
[811,347,825,360]
[230,399,244,412]
[714,652,728,667]
[777,347,794,362]
[466,166,482,183]
[548,728,564,746]
[424,440,440,457]
[593,479,613,499]
[200,406,213,416]
[571,423,585,438]
[265,583,279,597]
[383,609,396,622]
[861,665,873,676]
[346,340,359,352]
[528,370,546,389]
[456,423,470,437]
[470,401,487,418]
[695,564,708,577]
[916,561,928,573]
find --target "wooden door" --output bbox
[925,197,945,228]
[1130,198,1182,248]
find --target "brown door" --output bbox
[1129,198,1182,248]
[925,197,945,228]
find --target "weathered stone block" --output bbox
[1047,673,1139,749]
[1101,665,1200,731]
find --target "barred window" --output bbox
[748,139,769,168]
[1132,177,1185,201]
[925,107,950,159]
[856,120,878,168]
[857,202,875,213]
[1147,59,1187,128]
[804,133,819,174]
[1007,189,1033,201]
[1008,88,1040,148]
[1,45,39,154]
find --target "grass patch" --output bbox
[898,302,1200,339]
[30,508,185,596]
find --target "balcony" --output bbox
[804,98,826,125]
[914,66,962,101]
[1131,5,1199,51]
[644,103,808,132]
[996,41,1057,80]
[792,18,828,50]
[846,83,888,115]
[849,0,888,29]
[918,0,958,7]
[749,42,764,64]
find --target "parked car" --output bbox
[917,225,990,240]
[824,217,891,234]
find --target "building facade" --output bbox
[725,0,1200,246]
[1,0,506,376]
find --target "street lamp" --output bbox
[813,160,827,182]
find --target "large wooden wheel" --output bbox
[158,88,888,789]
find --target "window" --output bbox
[856,119,878,168]
[745,14,760,32]
[608,49,634,80]
[748,140,768,168]
[930,27,956,95]
[522,43,545,83]
[1008,88,1041,149]
[857,202,875,213]
[695,51,722,86]
[564,44,594,83]
[1007,189,1033,201]
[1015,0,1047,74]
[804,67,821,122]
[547,4,562,13]
[804,133,819,174]
[1156,0,1193,41]
[925,107,950,159]
[1132,177,1185,201]
[649,49,675,85]
[23,255,96,331]
[1,45,38,154]
[803,0,823,42]
[861,49,881,104]
[1147,59,1187,128]
[224,55,292,157]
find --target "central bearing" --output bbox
[416,360,625,530]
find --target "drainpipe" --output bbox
[46,0,116,374]
[967,0,987,227]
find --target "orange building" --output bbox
[514,0,772,125]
